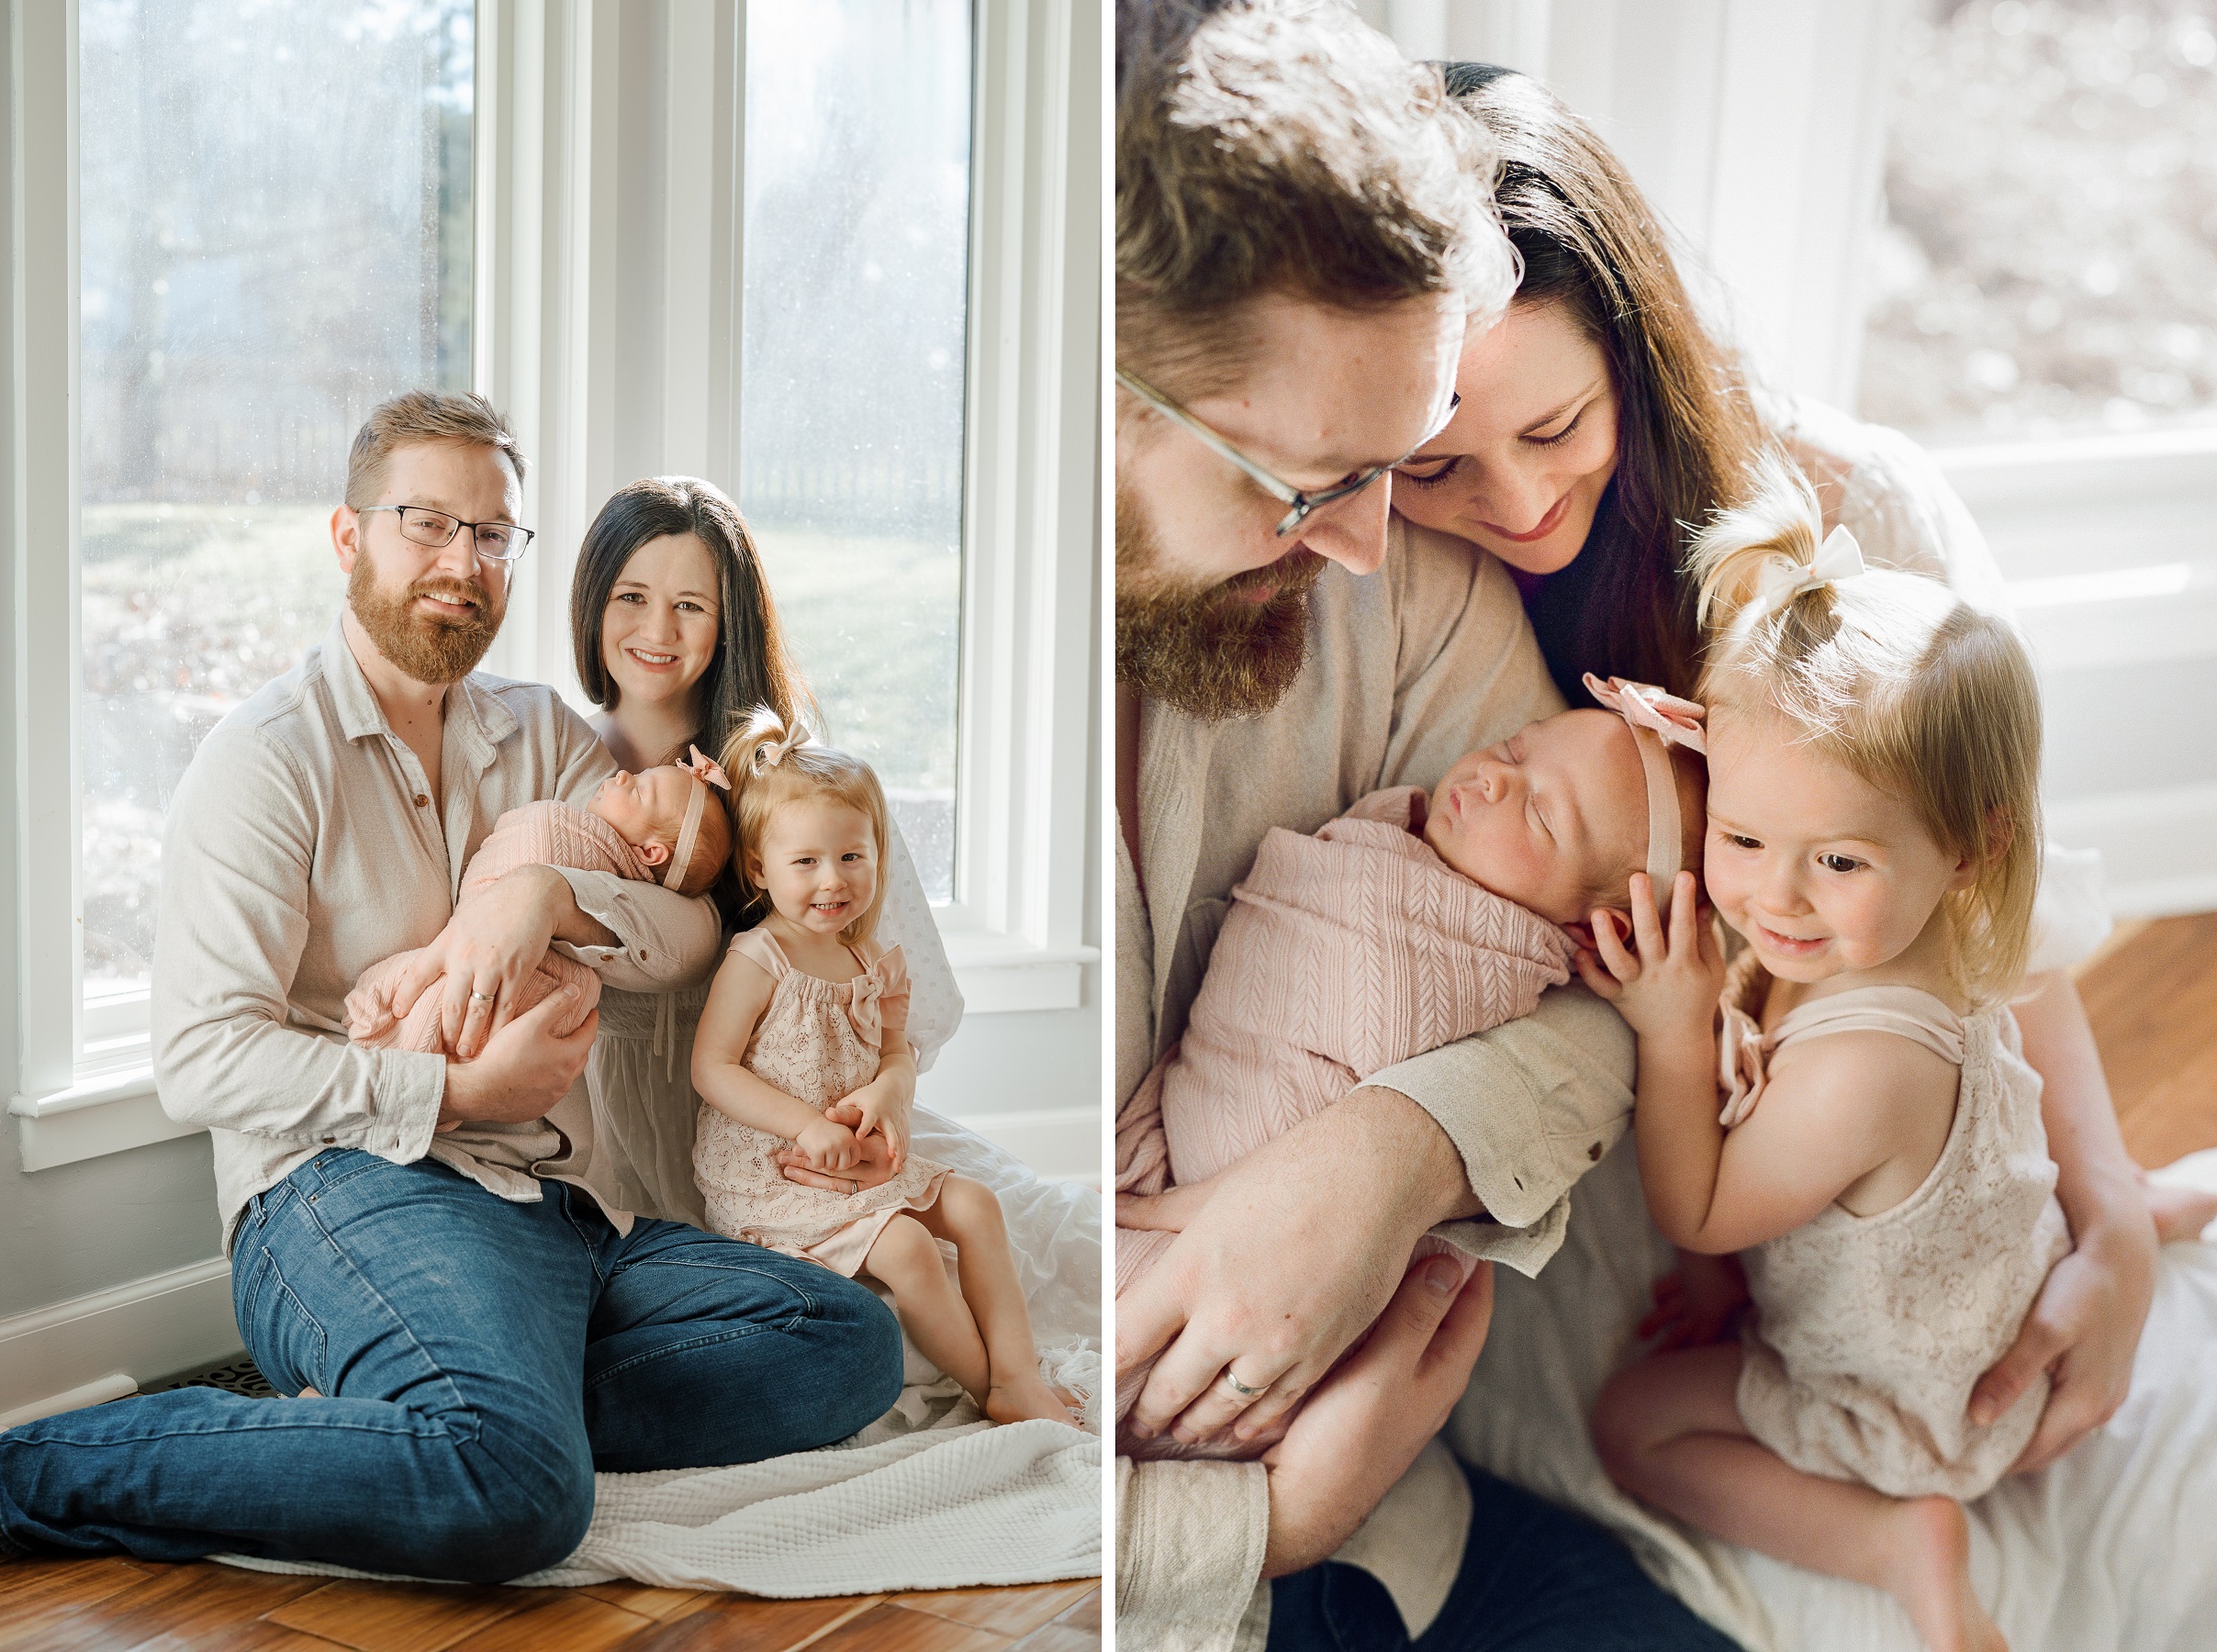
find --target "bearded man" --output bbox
[1113,6,1735,1649]
[0,392,901,1579]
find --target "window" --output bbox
[737,0,971,902]
[1860,0,2217,443]
[78,0,474,1069]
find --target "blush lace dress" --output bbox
[692,928,951,1277]
[1720,952,2073,1499]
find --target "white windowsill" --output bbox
[9,1068,197,1172]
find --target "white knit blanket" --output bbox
[216,1108,1103,1595]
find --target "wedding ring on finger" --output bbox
[469,991,495,1006]
[1219,1367,1271,1400]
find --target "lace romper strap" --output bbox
[727,927,792,979]
[1719,984,1965,1128]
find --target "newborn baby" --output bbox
[348,749,732,1055]
[1115,676,1708,1457]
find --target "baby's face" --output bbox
[590,765,697,852]
[1420,709,1648,924]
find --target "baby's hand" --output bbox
[1638,1250,1750,1352]
[795,1116,861,1173]
[1575,870,1724,1047]
[838,1079,910,1174]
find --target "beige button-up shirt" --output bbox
[151,616,722,1253]
[1116,520,1637,1651]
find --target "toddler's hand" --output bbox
[1574,871,1724,1046]
[1638,1251,1750,1352]
[795,1116,861,1172]
[838,1079,910,1174]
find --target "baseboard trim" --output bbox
[945,1106,1101,1187]
[2050,784,2217,922]
[0,1257,242,1420]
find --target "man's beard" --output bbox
[1114,480,1324,722]
[347,547,504,686]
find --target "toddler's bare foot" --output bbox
[2146,1181,2217,1245]
[1883,1495,2006,1652]
[985,1368,1081,1427]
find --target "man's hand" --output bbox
[1976,1213,2156,1473]
[1114,1176,1218,1233]
[1260,1256,1495,1578]
[382,867,585,1060]
[1116,1087,1473,1449]
[439,986,597,1128]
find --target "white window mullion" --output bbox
[935,0,1098,1007]
[10,0,84,1108]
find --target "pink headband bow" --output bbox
[1583,673,1708,919]
[663,744,733,892]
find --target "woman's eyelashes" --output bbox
[1393,411,1589,492]
[1524,410,1585,449]
[1397,456,1461,489]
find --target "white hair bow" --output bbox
[1740,525,1867,631]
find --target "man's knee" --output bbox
[809,1268,906,1427]
[411,1446,594,1583]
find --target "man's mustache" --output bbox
[408,577,487,612]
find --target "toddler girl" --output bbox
[1116,675,1708,1456]
[349,751,731,1053]
[689,709,1074,1428]
[1584,455,2111,1652]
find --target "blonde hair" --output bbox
[1691,453,2043,1004]
[719,707,892,946]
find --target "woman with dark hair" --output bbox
[1369,61,2155,1639]
[565,476,964,1223]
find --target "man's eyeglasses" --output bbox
[358,505,536,564]
[1115,367,1461,537]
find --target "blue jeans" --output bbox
[0,1152,903,1581]
[1268,1462,1743,1652]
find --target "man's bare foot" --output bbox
[2146,1181,2217,1245]
[984,1368,1081,1427]
[1883,1495,2007,1652]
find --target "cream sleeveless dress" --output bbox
[692,929,951,1277]
[1721,953,2073,1501]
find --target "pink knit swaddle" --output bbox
[353,801,655,1055]
[1116,787,1574,1457]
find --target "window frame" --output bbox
[8,0,1101,1170]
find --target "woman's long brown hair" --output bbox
[1443,65,1767,699]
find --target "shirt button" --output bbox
[636,950,648,962]
[413,794,430,807]
[322,1136,336,1145]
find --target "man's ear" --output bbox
[331,505,360,575]
[636,840,671,866]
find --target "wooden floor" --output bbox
[2074,911,2217,1170]
[0,1560,1100,1651]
